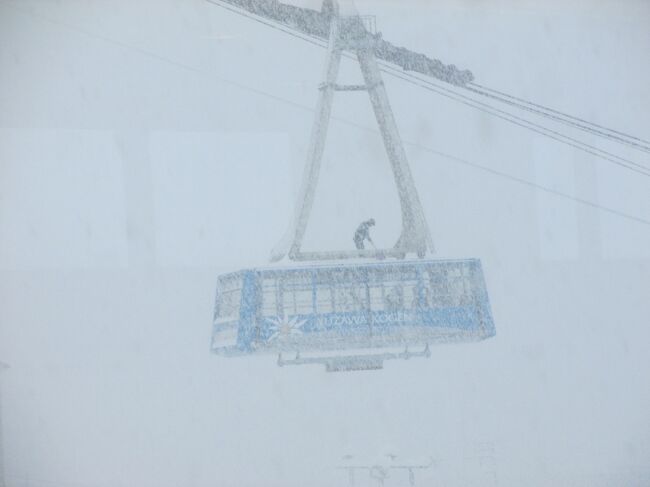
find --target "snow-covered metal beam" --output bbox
[215,0,474,86]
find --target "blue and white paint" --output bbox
[212,258,495,370]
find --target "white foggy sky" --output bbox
[0,0,649,486]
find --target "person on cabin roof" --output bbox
[353,218,376,250]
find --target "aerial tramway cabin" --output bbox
[212,259,494,370]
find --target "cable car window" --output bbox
[423,278,450,307]
[448,267,462,278]
[283,288,296,315]
[316,286,334,313]
[294,290,313,314]
[216,275,242,318]
[448,275,470,305]
[403,284,419,309]
[261,277,279,316]
[334,285,365,312]
[217,289,241,319]
[368,286,385,311]
[384,285,403,310]
[334,287,352,312]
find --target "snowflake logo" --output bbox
[266,315,306,341]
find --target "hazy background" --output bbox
[1,0,649,485]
